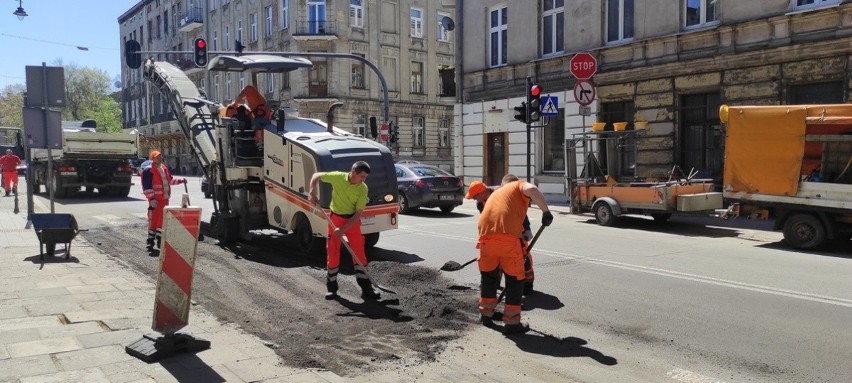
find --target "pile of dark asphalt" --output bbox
[83,223,480,376]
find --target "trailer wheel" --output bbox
[594,202,617,226]
[783,213,825,250]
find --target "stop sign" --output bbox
[570,52,597,79]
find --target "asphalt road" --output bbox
[27,176,852,382]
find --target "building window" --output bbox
[438,119,450,148]
[438,66,455,97]
[163,11,169,36]
[413,116,425,147]
[156,15,161,39]
[684,0,717,28]
[350,0,364,28]
[793,0,840,11]
[280,0,289,29]
[382,57,398,91]
[265,6,273,37]
[542,0,564,56]
[540,109,565,173]
[489,6,508,67]
[355,114,367,137]
[267,73,275,94]
[410,61,424,94]
[239,73,245,90]
[226,74,232,100]
[437,12,451,42]
[607,0,634,43]
[214,74,220,101]
[410,8,424,38]
[789,81,843,104]
[680,93,723,181]
[351,53,365,88]
[238,20,244,44]
[308,0,326,34]
[224,27,230,50]
[250,14,258,42]
[600,101,635,177]
[212,31,218,51]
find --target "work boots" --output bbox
[146,238,155,251]
[503,322,530,336]
[325,280,339,300]
[357,278,381,300]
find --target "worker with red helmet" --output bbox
[475,177,552,335]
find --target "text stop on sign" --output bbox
[569,52,597,80]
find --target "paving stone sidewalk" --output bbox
[0,186,344,383]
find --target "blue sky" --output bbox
[0,0,139,89]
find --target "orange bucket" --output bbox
[613,122,627,131]
[591,122,606,131]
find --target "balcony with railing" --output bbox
[178,6,204,32]
[292,19,338,40]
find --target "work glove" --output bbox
[149,200,158,208]
[523,230,533,242]
[541,211,553,227]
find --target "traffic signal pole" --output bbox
[526,77,532,183]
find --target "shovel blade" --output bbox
[440,261,462,271]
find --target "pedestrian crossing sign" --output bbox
[541,96,558,117]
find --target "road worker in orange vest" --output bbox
[141,150,186,251]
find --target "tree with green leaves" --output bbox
[0,84,25,128]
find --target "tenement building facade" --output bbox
[458,0,852,201]
[120,0,457,173]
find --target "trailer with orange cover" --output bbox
[719,104,852,250]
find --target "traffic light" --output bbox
[528,84,542,122]
[513,102,528,123]
[389,122,399,143]
[369,116,378,138]
[125,40,142,69]
[235,40,246,55]
[193,38,208,67]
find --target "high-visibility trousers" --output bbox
[326,213,367,270]
[147,199,168,231]
[2,171,17,191]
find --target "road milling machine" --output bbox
[142,54,399,253]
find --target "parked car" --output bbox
[395,162,464,214]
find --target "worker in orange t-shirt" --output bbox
[476,178,552,335]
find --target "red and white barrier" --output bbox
[152,206,201,334]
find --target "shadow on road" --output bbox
[509,331,618,366]
[581,216,744,239]
[523,291,564,311]
[757,240,852,259]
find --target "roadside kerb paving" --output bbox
[0,185,344,383]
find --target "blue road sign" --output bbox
[541,95,559,117]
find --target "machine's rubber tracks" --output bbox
[143,60,218,169]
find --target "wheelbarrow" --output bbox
[29,213,86,260]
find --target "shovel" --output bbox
[441,224,545,272]
[314,207,396,295]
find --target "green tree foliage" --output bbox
[92,97,123,133]
[0,64,122,132]
[0,84,25,127]
[63,64,111,122]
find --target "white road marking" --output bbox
[399,227,852,308]
[667,368,727,383]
